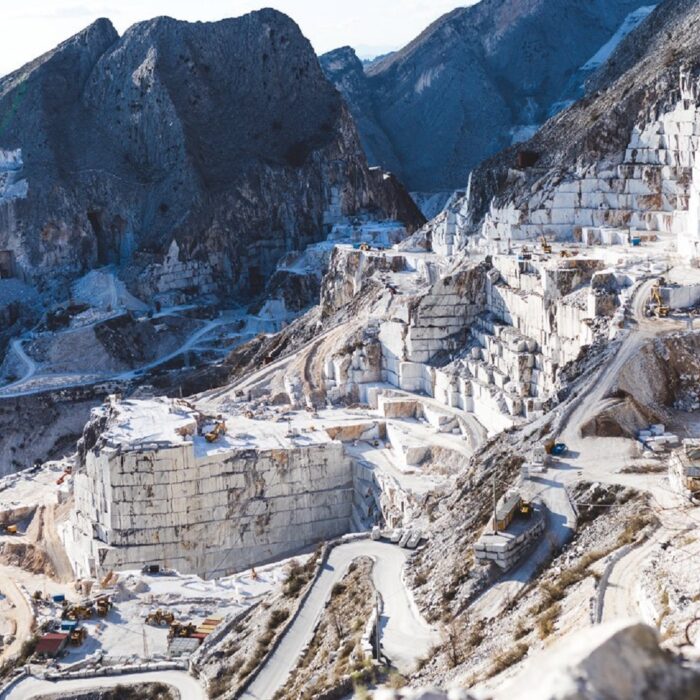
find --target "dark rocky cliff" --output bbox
[321,0,656,193]
[0,10,423,304]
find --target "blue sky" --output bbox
[0,1,475,77]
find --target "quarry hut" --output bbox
[35,632,69,658]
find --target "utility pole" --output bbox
[493,474,498,533]
[375,592,380,661]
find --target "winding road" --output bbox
[2,670,206,700]
[553,278,698,624]
[240,539,437,700]
[472,280,683,619]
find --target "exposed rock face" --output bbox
[0,11,423,304]
[321,0,654,192]
[425,0,700,256]
[491,621,700,700]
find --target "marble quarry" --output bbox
[466,70,700,262]
[63,396,357,579]
[321,246,604,434]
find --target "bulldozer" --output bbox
[62,603,95,621]
[145,609,175,627]
[205,419,227,443]
[168,621,197,640]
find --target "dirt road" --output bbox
[0,566,34,667]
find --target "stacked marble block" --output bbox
[67,435,354,579]
[154,240,217,299]
[324,340,383,404]
[481,73,700,247]
[430,185,471,257]
[676,70,700,257]
[379,269,485,389]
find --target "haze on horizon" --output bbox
[0,0,475,78]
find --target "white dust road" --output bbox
[0,566,34,667]
[3,671,205,700]
[0,312,230,399]
[471,471,577,619]
[1,338,38,393]
[241,540,437,700]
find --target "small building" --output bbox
[35,632,69,658]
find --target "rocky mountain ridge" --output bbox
[0,11,423,310]
[321,0,657,193]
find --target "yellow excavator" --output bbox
[205,419,227,443]
[649,281,670,318]
[540,236,552,254]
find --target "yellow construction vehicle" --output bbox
[62,603,95,621]
[519,500,532,517]
[145,609,175,626]
[540,236,552,254]
[168,621,197,640]
[358,242,370,251]
[70,627,87,646]
[649,282,670,318]
[4,524,18,535]
[205,419,227,443]
[95,595,112,617]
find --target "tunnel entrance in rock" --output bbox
[248,265,264,295]
[88,209,122,266]
[0,250,15,278]
[88,210,109,265]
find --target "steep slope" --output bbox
[321,0,656,192]
[0,11,423,304]
[425,0,700,251]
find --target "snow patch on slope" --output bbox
[583,6,657,71]
[415,64,444,94]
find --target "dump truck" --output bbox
[146,609,175,626]
[95,595,112,617]
[168,621,197,640]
